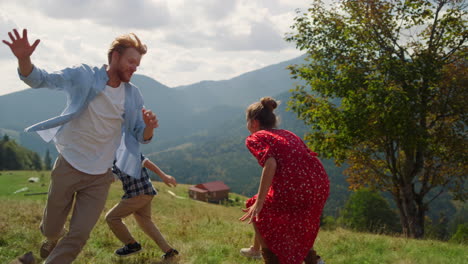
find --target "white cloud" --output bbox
[214,21,288,51]
[0,13,18,60]
[163,0,290,51]
[164,20,287,51]
[170,59,201,72]
[20,0,172,29]
[178,0,238,21]
[62,37,83,55]
[0,0,308,95]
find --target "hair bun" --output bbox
[260,97,278,111]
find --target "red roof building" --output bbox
[188,181,230,203]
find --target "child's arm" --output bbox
[143,159,177,187]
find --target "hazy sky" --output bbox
[0,0,312,96]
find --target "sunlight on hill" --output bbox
[154,143,194,155]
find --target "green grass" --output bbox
[0,171,49,200]
[0,171,467,263]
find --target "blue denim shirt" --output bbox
[19,64,151,178]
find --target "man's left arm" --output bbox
[141,108,158,141]
[130,87,157,143]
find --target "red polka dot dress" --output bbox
[245,129,329,264]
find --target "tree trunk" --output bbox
[394,183,425,238]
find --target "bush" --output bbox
[340,188,400,234]
[425,215,450,241]
[321,215,338,231]
[448,202,468,237]
[450,224,468,244]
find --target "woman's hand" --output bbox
[240,157,276,224]
[239,200,264,224]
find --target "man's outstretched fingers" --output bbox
[14,29,21,39]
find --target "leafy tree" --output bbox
[340,188,400,234]
[44,149,52,170]
[0,135,4,169]
[3,142,21,170]
[0,137,43,170]
[29,152,43,171]
[286,0,467,238]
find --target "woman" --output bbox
[240,97,329,264]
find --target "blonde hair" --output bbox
[246,96,279,129]
[107,33,147,63]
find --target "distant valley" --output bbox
[0,55,350,216]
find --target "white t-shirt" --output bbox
[55,83,126,175]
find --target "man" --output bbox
[2,29,158,264]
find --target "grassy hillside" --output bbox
[0,171,466,264]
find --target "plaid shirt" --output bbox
[112,154,157,199]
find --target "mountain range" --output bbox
[0,55,350,216]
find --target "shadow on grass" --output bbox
[112,251,180,264]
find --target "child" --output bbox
[105,154,179,260]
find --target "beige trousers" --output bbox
[105,194,171,252]
[41,155,113,264]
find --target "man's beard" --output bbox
[117,67,132,83]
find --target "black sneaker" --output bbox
[162,248,179,259]
[115,242,142,257]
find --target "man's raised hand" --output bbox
[2,29,40,60]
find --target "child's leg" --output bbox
[253,223,280,263]
[105,195,149,245]
[133,195,172,252]
[252,223,268,249]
